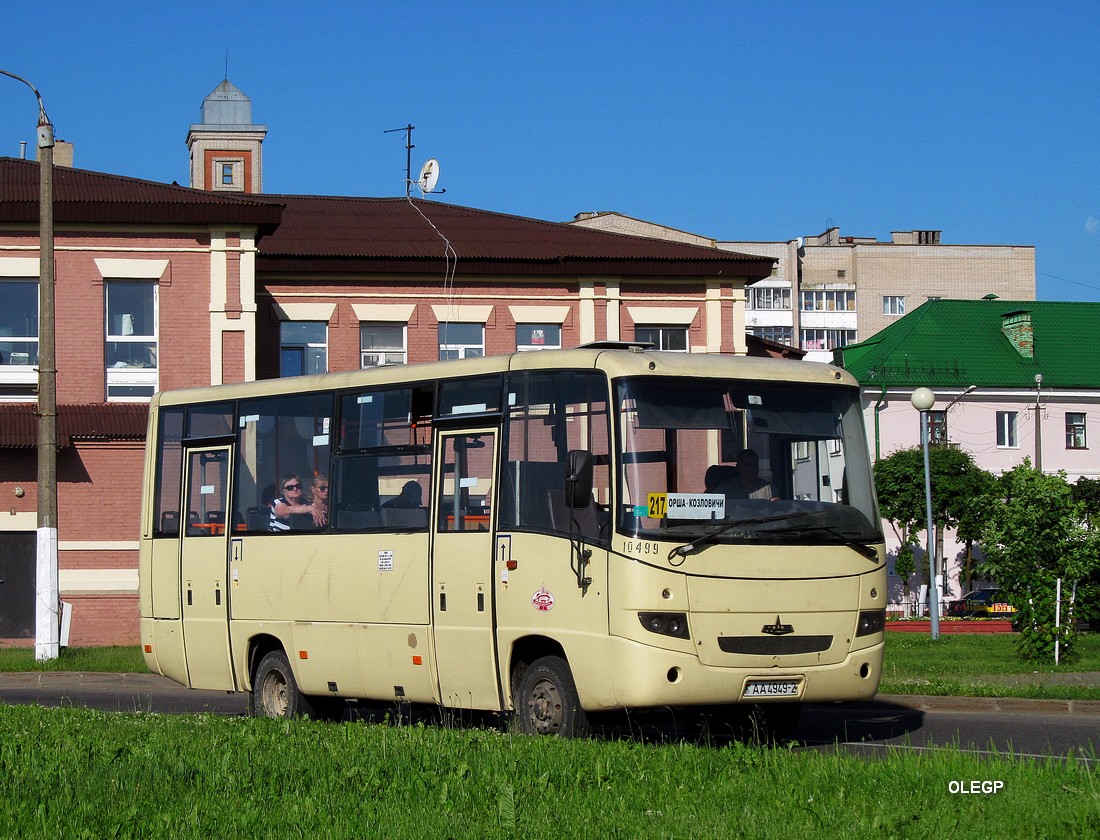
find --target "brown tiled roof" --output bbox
[0,158,284,229]
[0,159,774,278]
[257,196,775,278]
[0,403,148,448]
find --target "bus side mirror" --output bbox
[565,450,593,509]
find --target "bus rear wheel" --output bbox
[250,650,315,720]
[514,655,590,738]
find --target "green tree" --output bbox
[874,446,993,603]
[1071,477,1100,629]
[978,462,1100,661]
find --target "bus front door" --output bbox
[431,429,502,711]
[179,445,236,690]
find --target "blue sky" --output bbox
[3,1,1098,301]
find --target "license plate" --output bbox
[742,679,800,698]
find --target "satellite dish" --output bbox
[418,158,439,193]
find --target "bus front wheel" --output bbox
[514,655,590,738]
[250,650,314,720]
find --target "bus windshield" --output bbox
[616,376,881,546]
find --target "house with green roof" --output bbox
[835,298,1100,609]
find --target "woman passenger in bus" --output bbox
[268,473,325,531]
[309,474,330,526]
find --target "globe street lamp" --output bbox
[1,69,58,660]
[911,387,939,640]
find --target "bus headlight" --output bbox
[639,612,690,640]
[856,609,886,636]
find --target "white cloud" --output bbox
[1086,216,1100,235]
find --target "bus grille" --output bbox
[717,635,833,655]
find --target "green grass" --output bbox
[0,645,146,673]
[0,704,1096,838]
[880,633,1100,701]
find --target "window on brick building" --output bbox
[883,295,906,316]
[516,323,561,351]
[280,321,328,377]
[0,278,39,400]
[634,325,687,352]
[360,322,406,367]
[105,280,158,401]
[438,322,484,360]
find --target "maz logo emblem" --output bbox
[761,616,794,636]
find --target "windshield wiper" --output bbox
[668,512,807,560]
[779,525,880,562]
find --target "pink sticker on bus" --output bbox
[531,588,555,611]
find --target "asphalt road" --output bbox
[1,671,1098,762]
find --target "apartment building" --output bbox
[572,214,1036,362]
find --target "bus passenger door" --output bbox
[431,429,502,710]
[179,445,236,690]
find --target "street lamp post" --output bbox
[1,69,59,660]
[911,387,939,640]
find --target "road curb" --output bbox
[875,693,1100,716]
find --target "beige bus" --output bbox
[139,345,886,738]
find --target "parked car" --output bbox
[946,589,1016,618]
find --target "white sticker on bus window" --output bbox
[452,403,487,415]
[200,485,215,496]
[357,395,373,404]
[508,392,517,406]
[313,434,329,447]
[322,418,330,433]
[460,477,478,488]
[665,493,725,520]
[378,550,394,572]
[240,414,259,427]
[748,395,762,405]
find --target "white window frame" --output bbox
[748,287,792,311]
[996,411,1018,448]
[0,272,40,401]
[749,325,793,345]
[801,290,856,312]
[439,322,485,360]
[105,280,159,402]
[883,295,906,316]
[634,325,688,352]
[360,322,407,368]
[516,323,562,352]
[800,328,856,351]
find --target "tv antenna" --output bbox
[385,124,445,197]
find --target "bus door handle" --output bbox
[477,592,485,612]
[439,592,447,612]
[215,586,222,606]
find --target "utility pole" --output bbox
[2,69,59,660]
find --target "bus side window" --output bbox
[501,370,610,542]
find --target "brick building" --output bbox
[0,152,773,646]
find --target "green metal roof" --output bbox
[837,299,1100,389]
